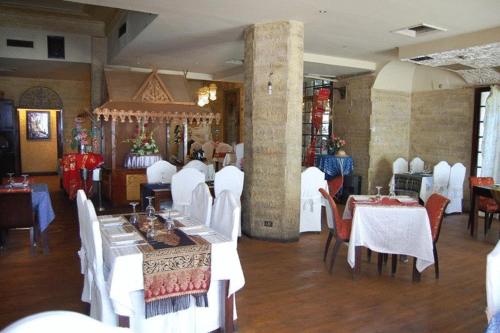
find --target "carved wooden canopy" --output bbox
[94,70,219,125]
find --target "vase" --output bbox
[328,147,337,155]
[336,149,347,156]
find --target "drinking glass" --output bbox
[146,216,156,240]
[145,196,156,218]
[164,208,175,232]
[389,190,396,199]
[22,174,29,187]
[7,173,14,188]
[376,186,382,200]
[129,202,139,225]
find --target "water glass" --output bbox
[146,217,156,240]
[129,202,139,225]
[22,174,29,187]
[7,173,14,188]
[375,186,382,201]
[145,196,156,218]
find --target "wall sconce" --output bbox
[267,72,273,95]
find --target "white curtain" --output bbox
[482,85,500,182]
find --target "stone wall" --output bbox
[0,76,91,153]
[332,75,374,194]
[410,88,475,208]
[369,89,412,194]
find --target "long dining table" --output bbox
[98,211,244,333]
[343,195,435,281]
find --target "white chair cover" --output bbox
[222,153,236,167]
[206,164,216,181]
[214,166,244,198]
[171,168,205,215]
[487,241,500,321]
[184,160,209,180]
[235,143,244,170]
[410,157,425,173]
[210,190,241,245]
[84,200,117,326]
[446,163,466,214]
[190,141,203,155]
[215,142,233,154]
[189,182,213,226]
[299,167,328,233]
[432,161,451,196]
[146,160,177,184]
[1,311,130,333]
[76,190,91,303]
[390,157,409,191]
[202,141,215,162]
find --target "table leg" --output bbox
[469,188,479,237]
[353,246,362,279]
[224,280,234,333]
[412,257,421,282]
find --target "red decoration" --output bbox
[61,153,104,200]
[305,137,317,167]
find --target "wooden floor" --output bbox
[0,176,498,332]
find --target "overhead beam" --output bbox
[303,53,377,71]
[399,26,500,59]
[212,66,244,81]
[104,65,213,81]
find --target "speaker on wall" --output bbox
[47,36,65,59]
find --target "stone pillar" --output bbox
[242,21,304,241]
[91,37,107,109]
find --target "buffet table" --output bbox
[60,153,103,199]
[316,155,353,180]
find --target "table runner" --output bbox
[132,216,211,318]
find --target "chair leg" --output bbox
[29,227,36,256]
[329,239,342,273]
[383,253,388,264]
[391,254,398,276]
[323,232,333,262]
[433,243,439,279]
[377,253,383,275]
[412,257,421,282]
[484,213,490,235]
[367,248,372,263]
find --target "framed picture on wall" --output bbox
[26,111,50,140]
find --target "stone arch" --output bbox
[18,86,63,109]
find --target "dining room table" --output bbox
[98,210,244,333]
[343,195,435,281]
[316,155,354,180]
[140,181,215,211]
[394,172,433,203]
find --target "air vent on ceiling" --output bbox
[392,23,447,38]
[118,23,127,38]
[47,36,65,59]
[6,39,34,48]
[409,56,434,62]
[437,63,475,71]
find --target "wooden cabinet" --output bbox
[102,168,147,206]
[0,99,20,175]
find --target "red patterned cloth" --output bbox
[470,176,500,213]
[349,196,421,215]
[61,153,103,200]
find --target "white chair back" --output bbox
[445,163,466,214]
[223,153,236,167]
[76,190,91,303]
[235,143,244,169]
[190,141,203,155]
[1,311,130,333]
[184,160,209,180]
[171,168,205,215]
[146,160,177,184]
[214,166,244,198]
[393,157,409,174]
[202,141,215,162]
[432,161,451,196]
[487,241,500,322]
[410,157,424,173]
[210,190,241,245]
[299,167,327,233]
[189,183,213,226]
[215,142,233,154]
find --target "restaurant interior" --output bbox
[0,0,500,332]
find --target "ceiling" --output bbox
[2,0,500,81]
[0,57,91,81]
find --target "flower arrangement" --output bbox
[326,133,346,155]
[70,116,99,153]
[125,122,160,156]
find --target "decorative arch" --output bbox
[19,86,63,109]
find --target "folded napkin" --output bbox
[179,225,215,236]
[352,195,373,201]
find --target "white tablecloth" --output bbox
[99,215,245,333]
[346,204,434,272]
[487,241,500,321]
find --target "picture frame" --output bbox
[26,111,50,140]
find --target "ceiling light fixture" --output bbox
[197,83,217,107]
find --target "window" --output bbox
[472,88,491,176]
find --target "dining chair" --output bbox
[0,190,36,254]
[171,168,205,215]
[189,141,203,156]
[189,182,213,226]
[76,190,91,304]
[469,176,500,235]
[214,166,244,199]
[432,161,451,196]
[487,241,500,322]
[202,141,215,162]
[215,142,233,155]
[84,199,117,326]
[327,175,343,200]
[183,159,209,180]
[446,163,466,214]
[146,160,177,184]
[235,143,244,170]
[390,157,409,191]
[210,190,241,245]
[1,311,130,333]
[410,157,425,173]
[319,188,352,273]
[300,167,328,233]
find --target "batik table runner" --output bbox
[131,215,211,318]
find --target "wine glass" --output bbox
[146,216,156,240]
[129,202,139,225]
[375,186,382,200]
[22,174,29,187]
[145,196,156,218]
[6,173,14,188]
[389,190,396,199]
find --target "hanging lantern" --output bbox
[209,83,217,101]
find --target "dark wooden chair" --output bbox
[327,175,344,201]
[319,188,352,273]
[0,191,37,254]
[469,176,500,235]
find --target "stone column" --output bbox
[242,21,304,241]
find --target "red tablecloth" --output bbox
[61,153,103,199]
